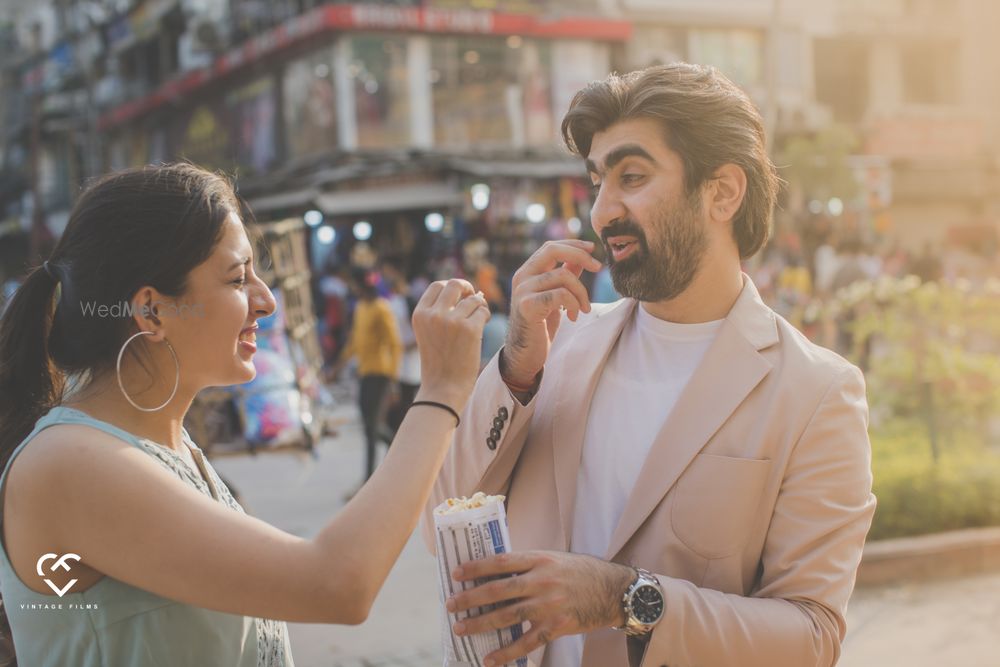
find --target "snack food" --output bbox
[433,494,527,667]
[435,492,505,515]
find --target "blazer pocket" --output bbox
[671,453,772,559]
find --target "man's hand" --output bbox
[501,241,602,388]
[445,551,636,666]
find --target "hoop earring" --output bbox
[116,331,180,412]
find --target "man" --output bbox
[337,269,402,482]
[424,64,875,667]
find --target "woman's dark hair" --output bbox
[561,63,780,260]
[351,268,379,300]
[0,163,244,470]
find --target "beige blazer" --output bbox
[424,277,876,667]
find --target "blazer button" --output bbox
[486,437,497,450]
[493,417,504,430]
[489,427,501,441]
[498,406,509,420]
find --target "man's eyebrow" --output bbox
[585,144,658,176]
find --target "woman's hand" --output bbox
[412,279,490,413]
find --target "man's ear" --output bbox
[707,163,747,225]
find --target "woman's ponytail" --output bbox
[0,262,64,667]
[0,263,65,474]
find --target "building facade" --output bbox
[2,0,998,281]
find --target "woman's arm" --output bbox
[15,279,487,624]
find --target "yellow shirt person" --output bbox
[339,279,405,482]
[341,296,402,379]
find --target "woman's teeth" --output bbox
[239,330,257,344]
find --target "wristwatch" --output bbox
[616,568,665,637]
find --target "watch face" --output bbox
[632,584,664,624]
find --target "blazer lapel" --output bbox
[549,299,637,549]
[604,277,780,560]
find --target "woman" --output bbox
[0,163,489,666]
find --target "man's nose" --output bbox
[590,184,626,234]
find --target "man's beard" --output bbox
[602,191,708,302]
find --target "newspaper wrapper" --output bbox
[434,494,528,667]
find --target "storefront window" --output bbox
[431,36,553,149]
[900,40,958,105]
[349,35,410,148]
[227,77,278,174]
[522,41,554,147]
[283,47,339,160]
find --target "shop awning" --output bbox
[315,183,464,216]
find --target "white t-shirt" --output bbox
[542,304,723,667]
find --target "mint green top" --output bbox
[0,406,295,666]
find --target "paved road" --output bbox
[214,402,1000,667]
[841,573,1000,667]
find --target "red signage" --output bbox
[99,4,630,130]
[335,4,630,40]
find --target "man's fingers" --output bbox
[482,624,551,667]
[520,288,583,322]
[518,241,601,280]
[522,268,592,314]
[453,595,529,635]
[453,552,534,581]
[453,597,532,635]
[562,261,587,279]
[558,239,597,249]
[448,573,528,614]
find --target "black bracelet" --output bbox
[409,401,461,427]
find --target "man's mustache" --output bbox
[601,220,647,245]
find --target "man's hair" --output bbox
[561,63,779,259]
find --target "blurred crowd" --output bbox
[315,213,999,466]
[315,254,511,487]
[748,215,999,360]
